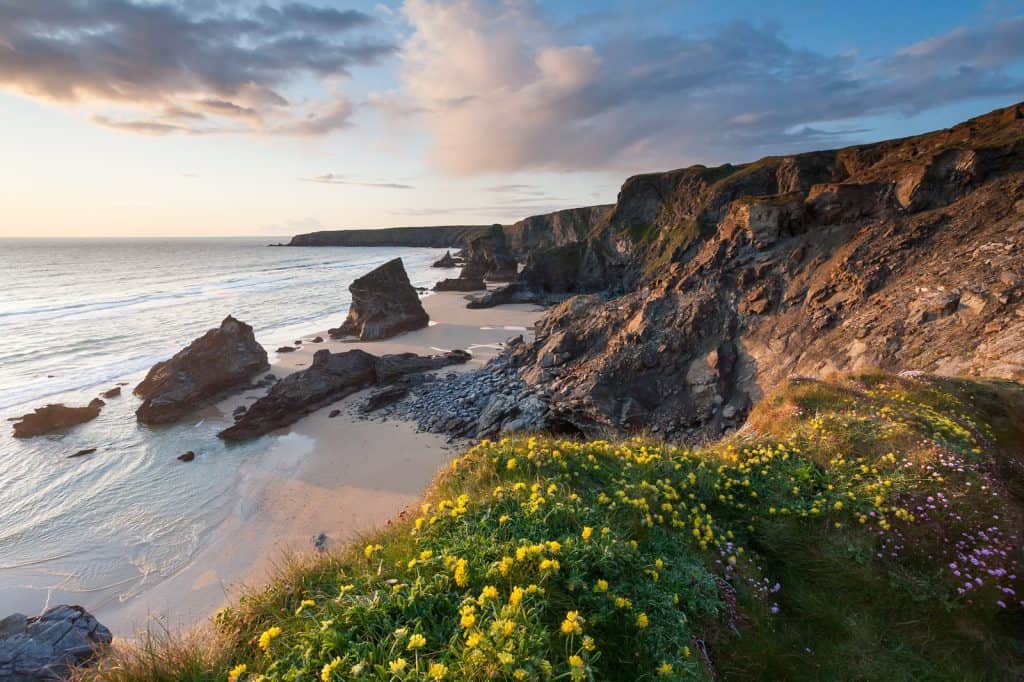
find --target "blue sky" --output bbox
[0,0,1022,237]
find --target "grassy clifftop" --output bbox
[80,372,1024,680]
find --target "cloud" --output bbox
[398,1,1024,173]
[307,173,415,189]
[0,0,397,135]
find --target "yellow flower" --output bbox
[295,598,315,615]
[498,652,515,665]
[581,526,593,541]
[582,635,596,652]
[228,663,247,682]
[657,662,674,676]
[460,605,477,629]
[560,610,583,636]
[479,585,499,602]
[454,558,469,587]
[407,633,427,650]
[594,579,609,592]
[569,655,584,667]
[389,658,407,673]
[428,662,449,680]
[499,514,510,525]
[635,612,649,629]
[506,458,518,470]
[364,544,382,559]
[257,626,281,652]
[466,631,482,648]
[509,586,525,609]
[320,657,341,681]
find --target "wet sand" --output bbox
[95,292,542,637]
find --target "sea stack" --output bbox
[328,258,429,341]
[134,316,269,425]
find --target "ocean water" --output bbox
[0,238,445,616]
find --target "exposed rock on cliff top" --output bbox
[0,605,111,680]
[328,258,429,341]
[503,101,1024,441]
[219,348,470,440]
[12,399,104,438]
[134,316,269,425]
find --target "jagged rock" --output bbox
[0,605,111,680]
[219,348,470,440]
[12,399,104,438]
[100,387,121,399]
[434,277,486,292]
[361,385,410,413]
[134,316,268,425]
[432,250,459,268]
[501,102,1024,441]
[177,451,195,462]
[329,258,429,341]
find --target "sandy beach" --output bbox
[92,291,542,637]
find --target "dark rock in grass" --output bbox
[314,532,328,551]
[219,348,471,441]
[361,385,409,413]
[134,316,268,425]
[177,451,195,462]
[328,258,429,341]
[12,399,104,438]
[100,387,121,399]
[68,448,97,459]
[0,605,111,680]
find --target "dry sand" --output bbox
[95,292,542,637]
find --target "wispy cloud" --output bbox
[0,0,397,136]
[398,0,1024,173]
[307,173,415,189]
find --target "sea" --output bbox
[0,238,446,617]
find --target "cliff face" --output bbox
[508,101,1024,441]
[504,205,613,254]
[288,225,496,248]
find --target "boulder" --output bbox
[68,448,97,459]
[432,250,459,268]
[100,387,121,399]
[361,385,410,413]
[219,348,470,441]
[177,451,195,462]
[12,399,104,438]
[433,277,486,292]
[0,605,111,680]
[134,316,268,425]
[328,258,429,341]
[276,346,297,353]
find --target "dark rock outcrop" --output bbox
[134,316,269,425]
[177,451,195,462]
[12,399,104,438]
[0,605,111,680]
[328,258,429,341]
[289,225,494,248]
[434,277,486,292]
[276,346,296,353]
[361,385,409,413]
[432,250,459,268]
[500,101,1024,441]
[219,348,471,440]
[100,387,121,399]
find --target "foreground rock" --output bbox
[12,399,104,438]
[219,348,470,440]
[134,316,269,425]
[329,258,429,341]
[0,605,111,680]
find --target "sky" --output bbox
[0,0,1023,238]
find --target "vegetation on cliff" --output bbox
[78,371,1024,680]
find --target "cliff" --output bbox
[504,101,1024,441]
[287,225,497,248]
[504,204,613,253]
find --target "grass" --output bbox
[76,372,1024,680]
